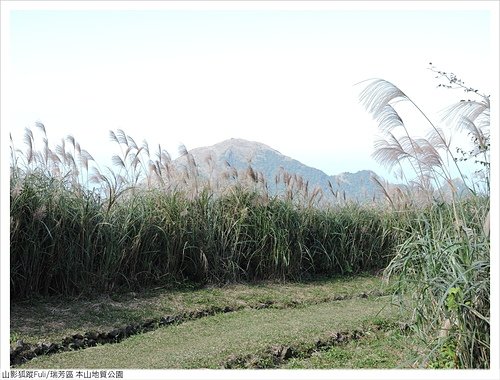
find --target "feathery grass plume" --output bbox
[327,180,337,199]
[35,121,46,135]
[358,79,409,118]
[127,135,138,150]
[112,154,126,169]
[66,135,76,153]
[142,139,150,156]
[360,81,430,191]
[116,128,129,145]
[359,77,471,197]
[10,133,19,168]
[109,130,119,144]
[246,166,258,183]
[23,127,34,165]
[363,66,490,368]
[147,143,172,188]
[79,149,94,172]
[307,186,323,208]
[372,176,395,208]
[443,99,490,194]
[109,129,151,190]
[42,137,50,167]
[177,143,201,198]
[372,132,411,172]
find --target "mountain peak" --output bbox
[196,138,279,154]
[174,138,385,203]
[188,138,282,164]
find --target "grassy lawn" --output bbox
[12,274,424,369]
[11,274,385,344]
[17,296,419,369]
[284,326,423,369]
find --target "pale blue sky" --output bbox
[2,2,497,180]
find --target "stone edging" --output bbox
[223,330,365,369]
[222,320,410,369]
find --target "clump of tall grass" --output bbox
[10,124,400,299]
[359,65,490,368]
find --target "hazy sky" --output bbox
[2,1,497,181]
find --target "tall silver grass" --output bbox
[10,126,399,299]
[359,66,490,368]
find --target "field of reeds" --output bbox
[10,124,402,298]
[10,66,490,368]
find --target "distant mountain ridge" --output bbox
[174,138,387,203]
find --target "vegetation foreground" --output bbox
[10,67,490,369]
[12,274,425,369]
